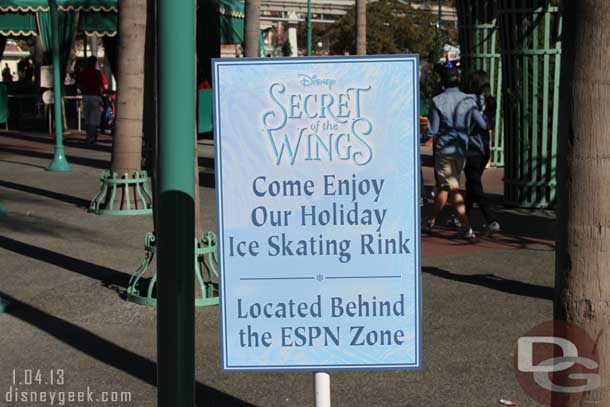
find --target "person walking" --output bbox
[2,64,11,83]
[421,65,490,239]
[464,70,500,233]
[77,56,108,144]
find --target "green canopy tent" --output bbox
[0,0,117,170]
[0,1,118,69]
[1,0,246,138]
[198,0,244,134]
[198,0,244,80]
[217,0,244,45]
[0,11,37,36]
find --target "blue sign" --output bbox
[213,55,421,372]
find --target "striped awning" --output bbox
[0,11,37,35]
[216,0,244,19]
[0,0,117,12]
[80,11,116,36]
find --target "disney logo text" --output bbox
[298,74,336,90]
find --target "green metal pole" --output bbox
[47,0,71,172]
[157,0,195,404]
[306,0,312,56]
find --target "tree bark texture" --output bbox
[356,0,366,55]
[111,0,147,176]
[556,0,610,401]
[244,0,260,57]
[105,0,148,211]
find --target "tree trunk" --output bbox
[244,0,260,57]
[356,0,366,55]
[111,0,146,177]
[105,0,148,209]
[556,0,610,403]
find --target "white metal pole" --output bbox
[313,372,331,407]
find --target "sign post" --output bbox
[157,0,195,405]
[213,55,421,396]
[314,371,330,406]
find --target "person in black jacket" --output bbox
[464,70,500,233]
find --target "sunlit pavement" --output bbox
[0,131,553,406]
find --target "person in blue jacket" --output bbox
[421,64,491,239]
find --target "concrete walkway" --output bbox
[0,132,555,406]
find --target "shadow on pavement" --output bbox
[198,156,214,170]
[0,292,256,407]
[199,171,215,189]
[0,212,109,241]
[492,208,556,242]
[422,266,553,300]
[0,159,48,170]
[0,180,90,208]
[0,146,110,169]
[0,236,131,289]
[421,201,556,244]
[198,156,216,189]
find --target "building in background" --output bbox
[258,0,457,56]
[0,40,30,80]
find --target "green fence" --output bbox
[456,0,504,167]
[497,0,562,208]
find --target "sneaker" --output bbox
[457,227,476,240]
[488,221,501,233]
[446,214,462,229]
[422,219,435,233]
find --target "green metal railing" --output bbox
[497,0,562,208]
[456,0,504,167]
[89,170,153,215]
[126,231,219,307]
[0,297,8,313]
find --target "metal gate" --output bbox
[497,0,562,208]
[456,0,504,167]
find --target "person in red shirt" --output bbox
[77,56,108,144]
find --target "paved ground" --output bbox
[0,131,555,407]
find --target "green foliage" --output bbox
[14,38,35,56]
[325,0,437,58]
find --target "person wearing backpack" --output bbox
[421,65,491,239]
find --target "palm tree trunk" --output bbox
[244,0,260,57]
[356,0,366,55]
[109,0,147,202]
[556,0,610,401]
